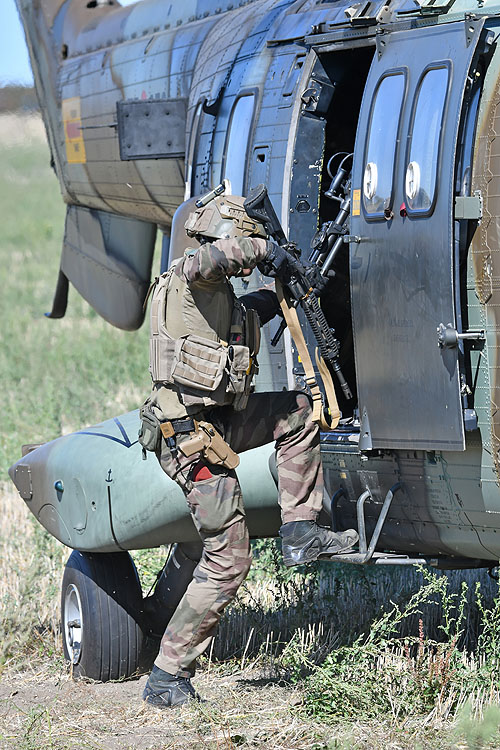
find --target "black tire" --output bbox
[61,550,144,681]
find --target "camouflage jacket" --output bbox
[151,236,274,419]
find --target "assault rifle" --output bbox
[244,184,352,401]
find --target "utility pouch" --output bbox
[227,344,251,394]
[179,421,240,470]
[226,345,254,411]
[245,308,261,357]
[138,400,162,453]
[171,335,228,392]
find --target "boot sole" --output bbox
[282,541,357,567]
[282,538,321,568]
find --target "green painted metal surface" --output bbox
[9,411,280,552]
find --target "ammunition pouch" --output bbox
[170,334,256,412]
[179,421,240,470]
[138,400,162,453]
[227,305,260,411]
[226,344,253,411]
[171,335,227,392]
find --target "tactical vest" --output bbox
[149,263,260,411]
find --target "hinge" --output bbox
[14,464,33,501]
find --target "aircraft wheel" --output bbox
[61,550,144,681]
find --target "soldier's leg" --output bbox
[217,390,323,521]
[216,392,358,565]
[153,435,252,678]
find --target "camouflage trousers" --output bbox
[154,390,324,677]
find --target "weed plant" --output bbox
[248,557,500,724]
[212,541,500,727]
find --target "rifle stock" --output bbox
[244,184,287,246]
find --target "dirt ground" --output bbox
[1,659,473,750]
[0,664,334,750]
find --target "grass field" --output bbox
[0,114,153,477]
[2,113,500,749]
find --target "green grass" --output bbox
[0,125,154,478]
[0,115,161,670]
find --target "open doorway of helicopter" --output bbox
[295,35,487,434]
[290,46,375,418]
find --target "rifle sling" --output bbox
[275,280,340,430]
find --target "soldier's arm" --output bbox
[238,289,281,326]
[179,237,273,283]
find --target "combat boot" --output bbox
[279,520,358,567]
[143,665,201,708]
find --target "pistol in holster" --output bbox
[178,420,240,471]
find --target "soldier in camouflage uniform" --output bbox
[142,191,358,708]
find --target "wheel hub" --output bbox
[64,584,83,665]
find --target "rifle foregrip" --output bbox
[302,299,352,400]
[304,296,339,359]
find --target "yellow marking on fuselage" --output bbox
[352,189,361,216]
[62,97,86,164]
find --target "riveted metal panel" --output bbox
[117,99,187,160]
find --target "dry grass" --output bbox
[0,113,46,146]
[0,483,67,673]
[3,660,499,750]
[1,664,305,750]
[2,484,498,749]
[0,659,470,750]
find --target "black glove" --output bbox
[257,242,291,279]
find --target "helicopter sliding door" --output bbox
[350,20,484,451]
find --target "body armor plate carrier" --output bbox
[149,265,260,411]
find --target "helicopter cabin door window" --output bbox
[223,94,255,195]
[363,72,406,217]
[405,66,449,214]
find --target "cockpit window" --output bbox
[405,65,449,213]
[363,71,406,216]
[223,94,256,195]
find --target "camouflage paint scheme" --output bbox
[11,0,500,568]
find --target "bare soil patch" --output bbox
[0,665,327,750]
[0,661,467,750]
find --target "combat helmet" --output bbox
[169,196,202,264]
[184,182,267,241]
